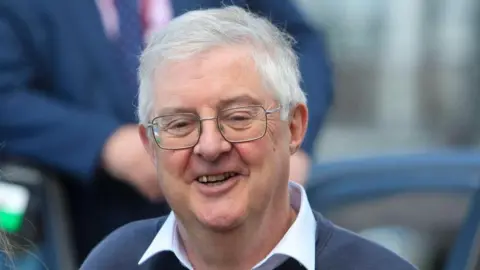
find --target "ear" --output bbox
[288,103,308,155]
[139,124,157,163]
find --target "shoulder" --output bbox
[328,226,418,269]
[314,212,418,270]
[80,216,167,270]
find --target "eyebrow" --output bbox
[156,107,197,116]
[216,94,262,109]
[155,94,262,117]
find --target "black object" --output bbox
[0,161,76,270]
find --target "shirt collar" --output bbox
[138,181,317,270]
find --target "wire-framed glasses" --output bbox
[147,105,282,150]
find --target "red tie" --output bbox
[140,0,172,38]
[97,0,171,40]
[140,0,150,35]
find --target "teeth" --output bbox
[197,172,236,183]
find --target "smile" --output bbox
[196,172,238,185]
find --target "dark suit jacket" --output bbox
[0,0,332,262]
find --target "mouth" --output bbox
[196,172,239,186]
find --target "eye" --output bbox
[222,107,259,120]
[158,116,198,136]
[167,119,192,129]
[227,113,253,121]
[221,107,260,130]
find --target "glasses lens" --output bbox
[219,106,266,142]
[152,114,200,149]
[151,106,270,149]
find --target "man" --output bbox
[0,0,331,263]
[81,7,417,270]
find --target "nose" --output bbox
[193,119,232,161]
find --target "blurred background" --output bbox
[1,0,479,269]
[294,0,480,160]
[294,1,480,269]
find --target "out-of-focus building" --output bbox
[293,0,480,161]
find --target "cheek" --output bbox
[157,149,191,179]
[240,127,291,173]
[234,139,273,167]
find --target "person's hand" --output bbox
[289,149,311,186]
[101,125,164,202]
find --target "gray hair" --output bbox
[0,230,12,257]
[137,6,306,125]
[0,221,14,268]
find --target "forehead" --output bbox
[152,46,274,115]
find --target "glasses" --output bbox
[147,105,282,150]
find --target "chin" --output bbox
[195,208,247,233]
[200,217,243,233]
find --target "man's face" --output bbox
[140,46,307,231]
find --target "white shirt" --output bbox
[138,181,317,270]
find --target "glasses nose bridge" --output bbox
[199,115,218,123]
[196,115,227,147]
[198,115,222,135]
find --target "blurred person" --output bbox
[81,7,416,270]
[0,0,331,263]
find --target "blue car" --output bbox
[306,150,480,270]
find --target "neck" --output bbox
[179,188,296,270]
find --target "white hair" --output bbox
[137,6,306,125]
